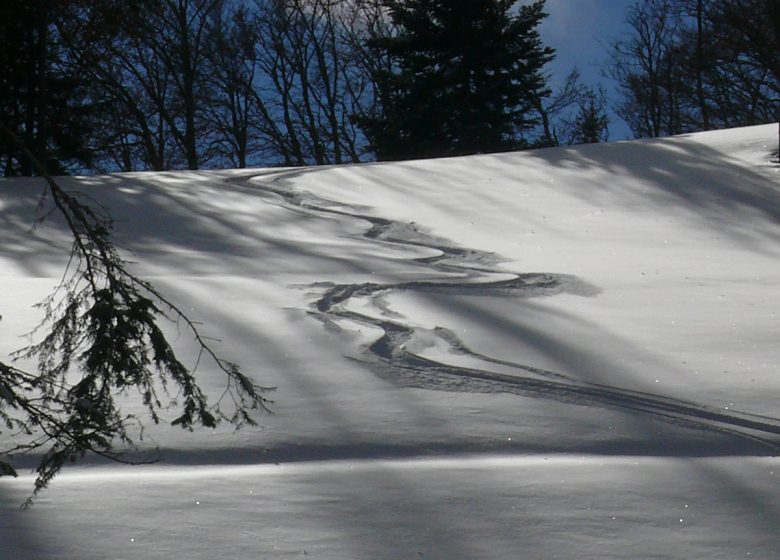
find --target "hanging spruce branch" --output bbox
[0,120,273,504]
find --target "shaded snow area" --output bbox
[1,124,779,558]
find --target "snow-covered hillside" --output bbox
[1,124,779,559]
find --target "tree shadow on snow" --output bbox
[520,134,780,253]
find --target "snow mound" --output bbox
[1,124,779,559]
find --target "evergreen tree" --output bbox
[362,0,554,161]
[568,88,609,145]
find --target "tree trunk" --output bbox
[695,0,710,130]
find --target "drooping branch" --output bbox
[0,119,273,504]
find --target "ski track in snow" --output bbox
[228,170,780,454]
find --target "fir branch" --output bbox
[0,119,274,502]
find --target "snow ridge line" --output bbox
[228,170,780,453]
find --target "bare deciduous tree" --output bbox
[609,0,779,140]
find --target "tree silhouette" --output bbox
[362,0,554,160]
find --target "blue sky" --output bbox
[538,0,638,140]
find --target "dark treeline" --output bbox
[1,0,777,176]
[608,0,780,139]
[1,0,384,174]
[0,0,608,174]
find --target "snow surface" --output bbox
[1,124,779,558]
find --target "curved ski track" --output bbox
[230,170,780,453]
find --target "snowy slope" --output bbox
[1,124,779,559]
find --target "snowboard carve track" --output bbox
[233,171,780,452]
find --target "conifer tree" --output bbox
[568,89,609,145]
[362,0,554,161]
[0,122,272,503]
